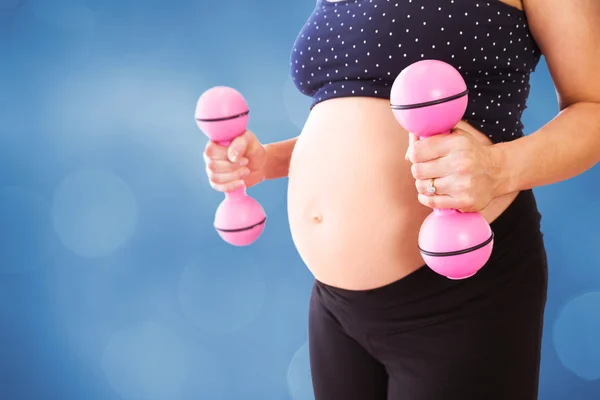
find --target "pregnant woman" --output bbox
[203,0,600,398]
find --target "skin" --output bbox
[204,0,600,289]
[407,0,600,211]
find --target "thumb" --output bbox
[227,131,250,162]
[405,132,420,160]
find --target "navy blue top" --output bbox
[290,0,542,143]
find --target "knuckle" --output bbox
[454,157,472,174]
[204,141,225,160]
[202,151,211,164]
[410,141,423,161]
[425,196,437,208]
[244,129,257,142]
[208,174,220,184]
[415,179,422,192]
[238,167,249,178]
[206,160,218,172]
[411,163,422,179]
[204,141,215,155]
[460,194,475,209]
[456,177,471,192]
[206,170,224,184]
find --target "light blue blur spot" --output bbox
[282,77,312,131]
[287,341,314,400]
[101,321,189,400]
[177,246,266,334]
[0,186,55,274]
[52,169,138,258]
[553,292,600,381]
[178,346,233,400]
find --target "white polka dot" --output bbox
[291,0,539,148]
[52,169,138,258]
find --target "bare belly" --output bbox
[287,97,518,290]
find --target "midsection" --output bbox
[287,97,518,290]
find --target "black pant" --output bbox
[308,190,548,400]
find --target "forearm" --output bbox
[263,137,298,180]
[492,101,600,196]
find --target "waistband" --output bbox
[315,189,544,305]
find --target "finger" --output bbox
[207,167,250,184]
[404,132,420,160]
[417,193,457,210]
[407,134,453,164]
[211,180,245,193]
[418,193,482,212]
[206,158,248,173]
[415,176,452,196]
[410,157,452,180]
[204,140,228,160]
[227,131,252,162]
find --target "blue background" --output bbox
[0,0,599,399]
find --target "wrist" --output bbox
[489,143,519,197]
[263,138,296,180]
[262,143,277,181]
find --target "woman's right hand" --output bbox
[203,130,268,192]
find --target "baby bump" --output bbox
[286,98,431,290]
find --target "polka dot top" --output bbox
[290,0,542,143]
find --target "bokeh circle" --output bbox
[52,169,138,258]
[553,292,600,381]
[287,341,314,400]
[101,321,189,400]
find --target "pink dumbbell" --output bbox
[390,60,494,279]
[195,86,266,246]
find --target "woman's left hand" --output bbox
[405,126,502,212]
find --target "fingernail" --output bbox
[230,151,238,162]
[240,168,250,177]
[238,157,249,166]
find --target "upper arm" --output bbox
[524,0,600,110]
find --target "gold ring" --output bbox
[426,178,437,194]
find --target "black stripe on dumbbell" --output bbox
[390,89,469,110]
[196,110,250,123]
[215,217,267,233]
[418,232,494,257]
